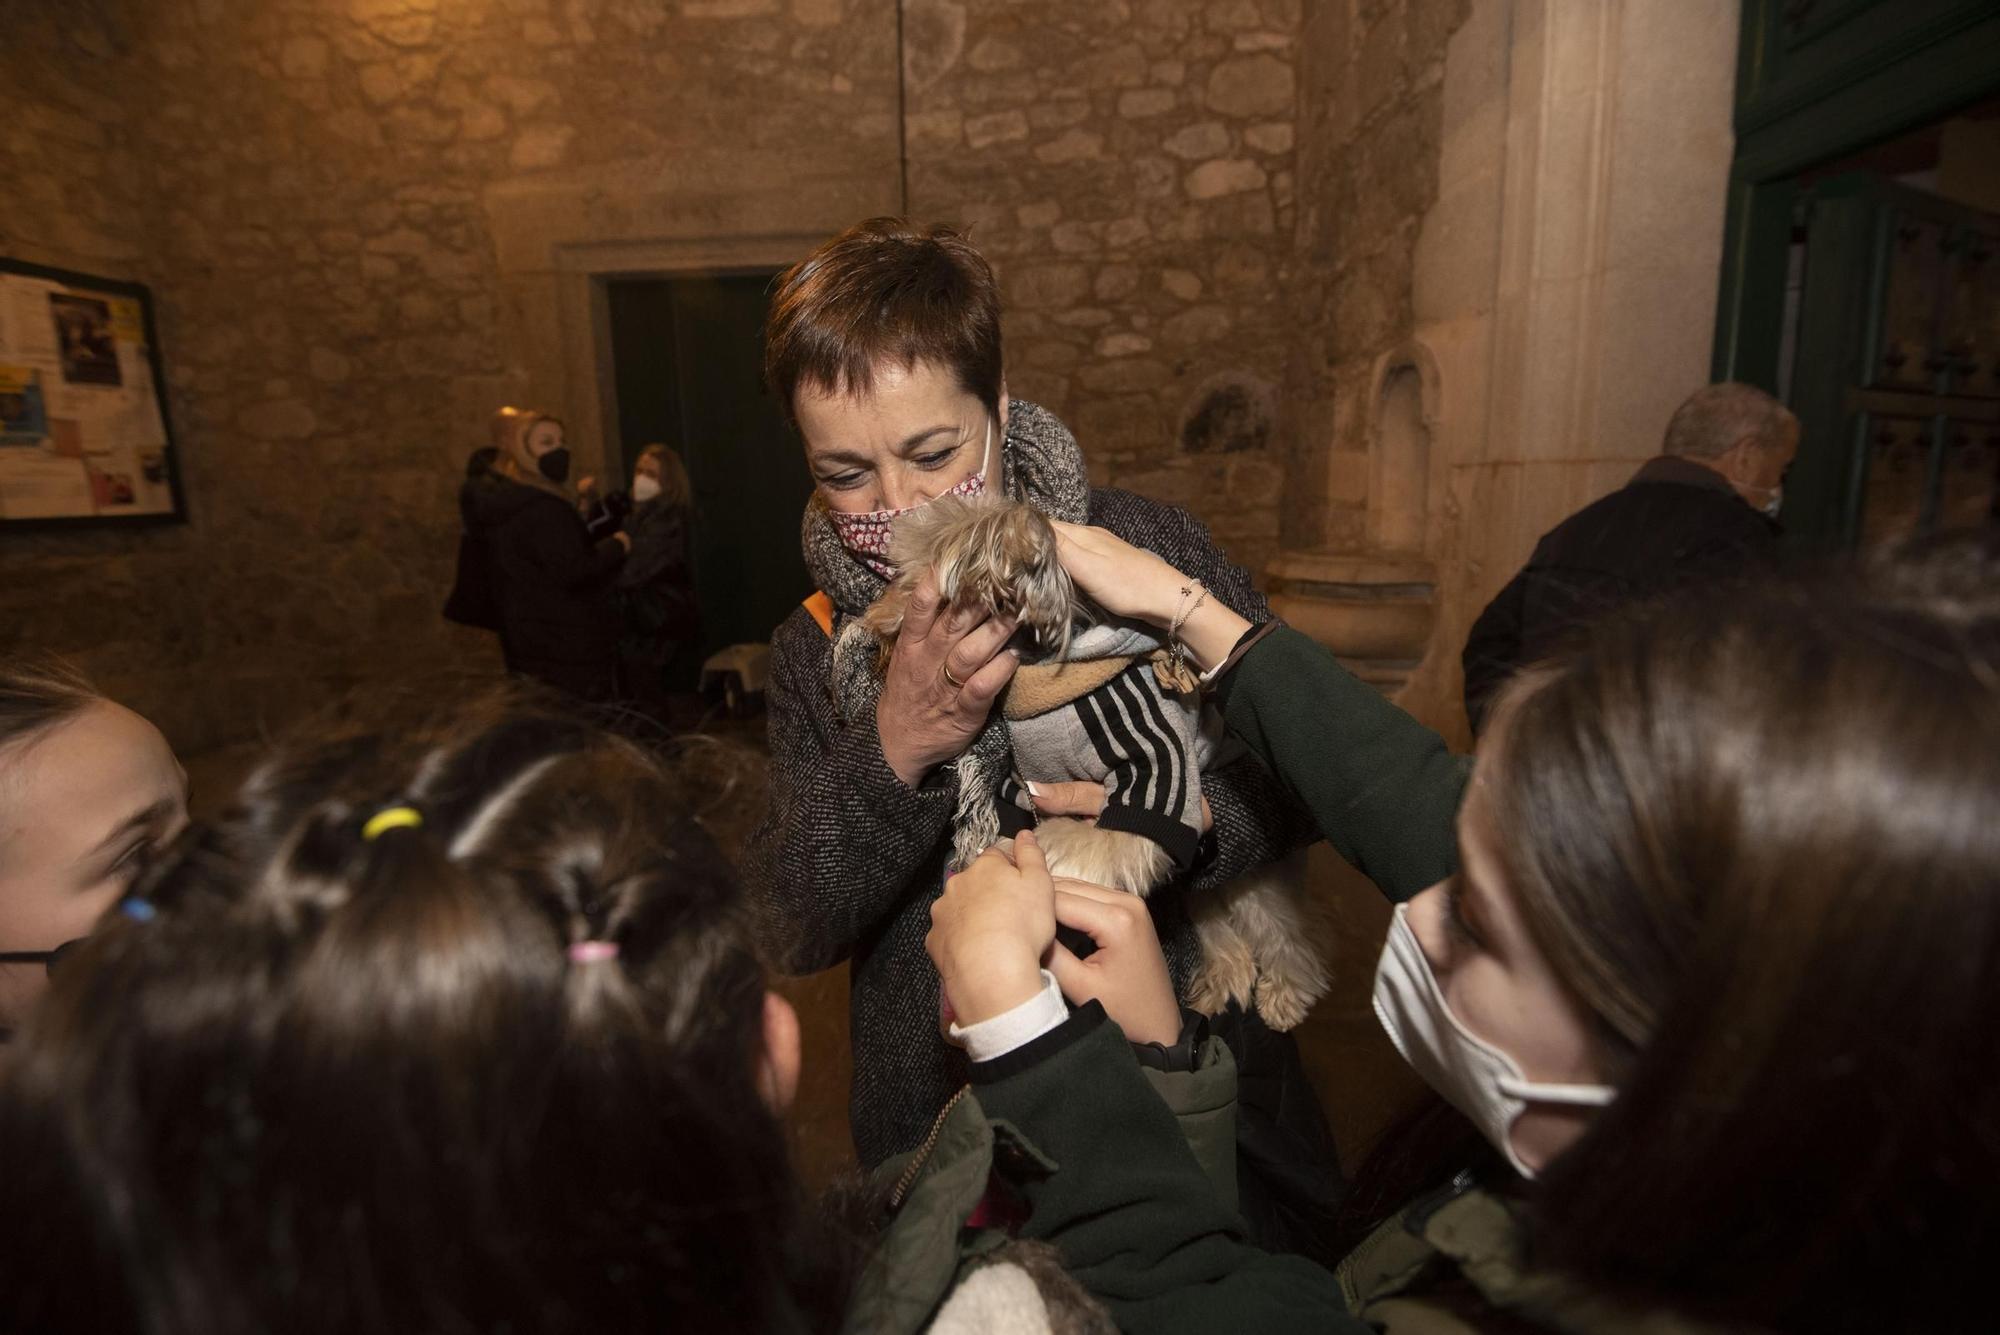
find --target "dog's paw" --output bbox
[1186,946,1256,1018]
[1252,967,1317,1032]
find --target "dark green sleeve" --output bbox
[974,1007,1363,1335]
[1210,626,1470,902]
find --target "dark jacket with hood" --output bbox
[467,473,626,699]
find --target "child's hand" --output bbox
[1047,879,1183,1046]
[926,832,1056,1028]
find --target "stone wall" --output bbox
[8,0,1309,748]
[902,0,1301,578]
[0,2,218,745]
[5,0,902,753]
[1286,0,1467,553]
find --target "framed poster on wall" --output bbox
[0,258,185,527]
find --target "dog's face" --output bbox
[858,495,1079,663]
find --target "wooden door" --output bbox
[1782,176,2000,549]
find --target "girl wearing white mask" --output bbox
[929,523,1999,1334]
[615,444,702,724]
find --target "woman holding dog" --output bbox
[748,217,1467,1257]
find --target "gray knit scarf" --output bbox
[802,399,1092,870]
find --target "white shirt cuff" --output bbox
[947,970,1069,1063]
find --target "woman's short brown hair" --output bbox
[764,217,1004,425]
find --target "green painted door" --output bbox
[1783,176,1999,550]
[607,274,816,668]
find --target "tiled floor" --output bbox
[186,709,1426,1190]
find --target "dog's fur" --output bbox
[857,495,1079,666]
[854,494,1329,1030]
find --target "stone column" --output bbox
[1275,0,1739,739]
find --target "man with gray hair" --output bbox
[1461,381,1798,732]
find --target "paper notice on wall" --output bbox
[0,263,179,522]
[0,277,63,365]
[86,445,174,516]
[0,451,95,519]
[0,363,50,445]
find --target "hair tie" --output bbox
[362,806,424,841]
[119,898,157,923]
[568,940,619,964]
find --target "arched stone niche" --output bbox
[1265,340,1442,700]
[1366,340,1439,555]
[1178,370,1276,454]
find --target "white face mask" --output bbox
[1760,482,1783,519]
[1371,904,1615,1179]
[631,475,662,503]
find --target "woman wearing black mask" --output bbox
[466,407,630,701]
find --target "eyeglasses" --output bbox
[0,939,84,976]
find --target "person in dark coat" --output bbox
[750,218,1355,1262]
[1461,381,1798,733]
[467,407,630,701]
[442,445,503,633]
[614,443,703,723]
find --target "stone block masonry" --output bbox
[5,0,1302,749]
[904,0,1301,581]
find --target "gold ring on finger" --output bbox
[941,661,968,690]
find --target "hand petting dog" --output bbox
[927,831,1056,1028]
[927,831,1183,1047]
[876,571,1020,788]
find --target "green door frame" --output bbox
[1711,0,2000,389]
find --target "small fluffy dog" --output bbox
[849,495,1329,1030]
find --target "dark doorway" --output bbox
[605,273,815,672]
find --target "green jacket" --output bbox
[846,1005,1369,1335]
[1211,626,1470,902]
[1338,1177,1727,1334]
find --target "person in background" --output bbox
[979,518,1999,1333]
[0,656,186,1039]
[1460,381,1798,733]
[466,407,630,702]
[442,442,504,634]
[615,444,703,728]
[0,703,1345,1335]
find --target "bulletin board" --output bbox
[0,258,185,527]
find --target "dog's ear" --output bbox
[1015,515,1080,659]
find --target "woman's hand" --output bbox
[1049,521,1189,627]
[1050,521,1254,674]
[1047,879,1182,1046]
[877,573,1020,788]
[926,832,1057,1028]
